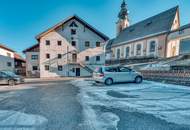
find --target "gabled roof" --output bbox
[36,15,109,41]
[0,44,15,52]
[112,6,179,47]
[14,53,26,62]
[23,43,39,53]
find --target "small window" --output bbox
[71,41,76,46]
[85,41,90,47]
[96,42,101,47]
[58,54,62,59]
[45,65,49,71]
[72,68,75,73]
[46,40,50,46]
[7,62,12,67]
[32,66,38,71]
[129,28,135,32]
[57,41,62,46]
[58,65,63,71]
[71,29,76,35]
[149,41,156,52]
[31,55,38,60]
[85,56,89,61]
[96,56,100,61]
[46,54,50,59]
[69,21,78,27]
[145,21,152,27]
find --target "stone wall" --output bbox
[141,70,190,86]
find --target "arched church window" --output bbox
[117,48,121,59]
[149,41,156,52]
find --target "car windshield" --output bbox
[1,71,17,77]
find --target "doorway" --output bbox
[76,68,80,77]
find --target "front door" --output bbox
[76,68,80,77]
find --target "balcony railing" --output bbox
[106,56,159,65]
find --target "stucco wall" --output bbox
[25,52,40,77]
[39,19,106,78]
[111,34,167,59]
[0,48,14,71]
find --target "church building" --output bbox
[105,0,186,65]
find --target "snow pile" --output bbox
[141,63,170,71]
[72,79,190,128]
[0,110,48,130]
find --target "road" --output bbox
[0,79,190,130]
[0,80,85,130]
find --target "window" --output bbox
[58,65,63,71]
[7,62,12,67]
[136,44,142,55]
[58,54,62,59]
[31,55,38,60]
[71,29,76,35]
[96,56,100,61]
[149,41,156,52]
[125,47,130,58]
[46,54,50,59]
[32,66,38,71]
[46,40,50,46]
[57,41,62,46]
[117,48,121,59]
[85,56,89,61]
[105,67,117,72]
[71,41,76,46]
[72,68,75,73]
[96,42,101,47]
[85,41,90,47]
[69,21,78,27]
[119,67,131,72]
[7,53,11,57]
[45,65,49,71]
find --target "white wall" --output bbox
[39,19,106,78]
[25,52,40,77]
[0,48,14,71]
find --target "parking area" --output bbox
[71,79,190,130]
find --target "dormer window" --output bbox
[145,21,152,27]
[129,28,135,32]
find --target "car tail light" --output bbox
[99,73,104,77]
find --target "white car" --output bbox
[93,66,143,85]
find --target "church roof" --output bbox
[112,6,179,47]
[36,15,109,41]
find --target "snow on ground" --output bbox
[71,79,190,129]
[0,110,48,130]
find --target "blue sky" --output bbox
[0,0,190,55]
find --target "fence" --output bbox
[140,70,190,86]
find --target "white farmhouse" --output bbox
[0,44,15,72]
[24,15,109,78]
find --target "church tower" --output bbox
[117,0,130,35]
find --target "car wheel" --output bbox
[135,76,142,84]
[8,80,15,86]
[105,78,113,86]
